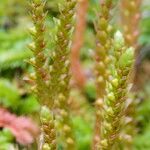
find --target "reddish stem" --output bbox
[71,0,89,89]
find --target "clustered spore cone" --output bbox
[28,0,56,149]
[40,106,56,150]
[26,0,137,150]
[49,0,76,149]
[28,0,51,106]
[93,0,113,148]
[100,32,134,149]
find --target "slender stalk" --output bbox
[71,0,89,89]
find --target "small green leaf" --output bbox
[118,47,134,68]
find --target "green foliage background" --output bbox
[0,0,150,149]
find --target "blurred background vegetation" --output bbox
[0,0,150,149]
